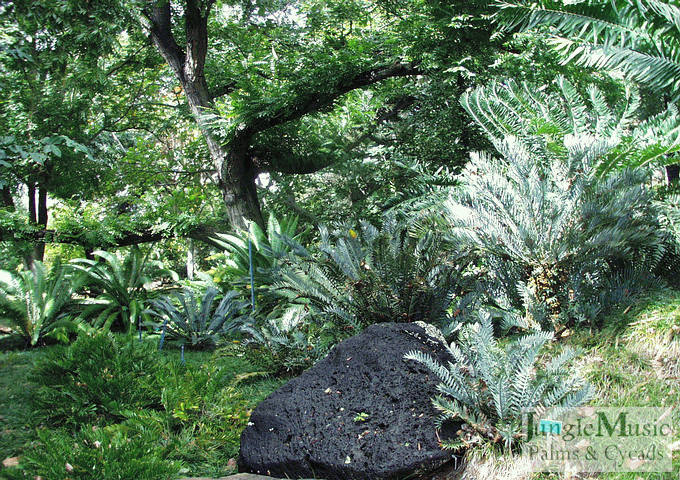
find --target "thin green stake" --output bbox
[249,237,256,312]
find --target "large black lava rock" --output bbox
[238,322,461,480]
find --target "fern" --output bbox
[405,310,594,449]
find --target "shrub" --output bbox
[30,333,163,427]
[151,288,250,350]
[275,214,470,330]
[439,77,672,328]
[2,423,181,480]
[405,310,594,450]
[236,309,340,374]
[0,261,80,346]
[210,214,308,312]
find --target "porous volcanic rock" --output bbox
[238,322,461,480]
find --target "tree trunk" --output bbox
[33,185,48,263]
[144,1,420,232]
[0,185,14,210]
[24,183,48,268]
[666,164,679,184]
[146,0,264,231]
[27,183,36,224]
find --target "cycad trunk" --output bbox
[527,264,569,326]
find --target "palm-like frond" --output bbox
[275,214,470,330]
[0,261,80,345]
[405,310,594,448]
[210,214,309,312]
[494,0,680,98]
[451,77,671,326]
[151,288,250,349]
[72,246,177,332]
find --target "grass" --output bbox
[0,347,38,464]
[1,291,679,479]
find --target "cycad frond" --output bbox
[276,213,469,329]
[0,262,80,345]
[494,0,680,98]
[405,309,593,448]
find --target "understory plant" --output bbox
[274,214,470,330]
[30,333,163,427]
[1,423,182,480]
[210,214,308,312]
[71,246,178,333]
[0,261,80,346]
[151,287,251,350]
[438,77,673,328]
[236,310,340,374]
[405,310,594,450]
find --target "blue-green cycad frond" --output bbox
[405,310,593,449]
[449,77,670,326]
[151,288,250,349]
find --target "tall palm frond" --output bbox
[494,0,680,99]
[461,76,680,175]
[210,214,309,312]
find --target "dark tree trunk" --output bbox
[146,0,264,231]
[0,185,14,209]
[666,164,680,184]
[33,185,48,263]
[27,183,37,224]
[144,1,420,232]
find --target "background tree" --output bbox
[0,0,162,266]
[140,0,502,230]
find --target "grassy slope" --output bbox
[480,290,680,480]
[0,347,38,463]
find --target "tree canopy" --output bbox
[1,0,677,270]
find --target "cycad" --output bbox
[151,288,250,349]
[0,261,79,345]
[274,214,468,330]
[444,78,669,325]
[461,76,680,176]
[404,310,594,449]
[494,0,680,100]
[71,246,178,333]
[210,214,308,311]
